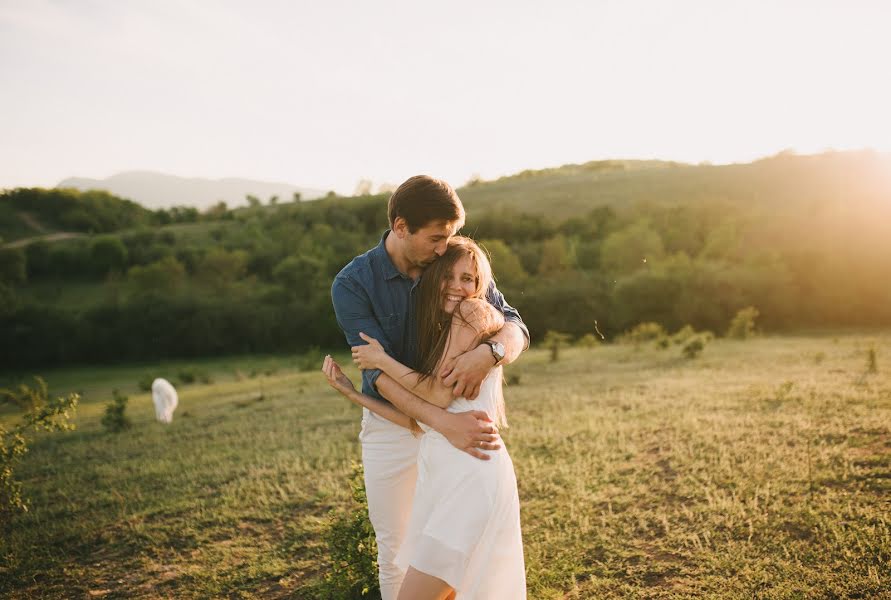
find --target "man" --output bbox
[331,175,528,599]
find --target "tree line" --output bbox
[2,177,891,368]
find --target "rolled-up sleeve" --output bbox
[331,275,394,395]
[486,281,530,349]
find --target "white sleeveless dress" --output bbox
[394,368,526,598]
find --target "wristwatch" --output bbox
[483,340,506,365]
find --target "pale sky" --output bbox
[2,0,890,195]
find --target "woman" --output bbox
[322,236,525,599]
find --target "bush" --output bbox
[543,331,571,362]
[322,462,379,599]
[682,335,707,359]
[101,389,131,433]
[1,377,79,528]
[576,333,601,348]
[671,324,697,345]
[618,322,666,345]
[137,375,153,392]
[727,306,759,340]
[178,367,211,385]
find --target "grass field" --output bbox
[2,333,890,598]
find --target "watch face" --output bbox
[492,341,505,359]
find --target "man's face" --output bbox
[403,220,459,269]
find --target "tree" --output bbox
[353,179,373,196]
[600,220,665,275]
[0,248,26,285]
[246,195,261,208]
[90,235,128,276]
[127,256,186,294]
[198,248,248,291]
[537,235,576,275]
[479,239,527,285]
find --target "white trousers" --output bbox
[360,407,421,600]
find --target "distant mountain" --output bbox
[56,171,328,210]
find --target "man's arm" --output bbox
[375,374,500,460]
[440,282,529,399]
[332,274,500,458]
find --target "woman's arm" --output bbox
[353,299,503,408]
[322,355,422,436]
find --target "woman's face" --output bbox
[441,253,478,314]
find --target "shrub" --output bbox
[322,462,379,599]
[1,377,79,528]
[867,347,878,374]
[682,335,707,359]
[137,374,153,392]
[618,322,666,345]
[542,331,571,362]
[178,367,211,385]
[671,324,697,345]
[101,389,131,433]
[727,306,759,340]
[576,333,601,349]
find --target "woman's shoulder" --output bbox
[454,298,504,337]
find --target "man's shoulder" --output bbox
[335,245,377,283]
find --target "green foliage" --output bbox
[542,331,571,362]
[727,306,760,340]
[322,462,379,599]
[576,333,601,348]
[479,238,527,284]
[101,389,131,433]
[1,377,79,528]
[24,240,51,278]
[127,256,186,294]
[90,235,128,276]
[1,187,154,235]
[137,374,153,392]
[600,220,665,275]
[177,367,211,385]
[682,335,708,359]
[618,322,667,345]
[0,247,27,285]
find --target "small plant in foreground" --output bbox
[543,331,572,362]
[101,389,131,433]
[1,377,79,528]
[867,347,878,374]
[322,461,379,599]
[727,306,759,339]
[682,335,707,359]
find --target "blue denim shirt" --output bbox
[332,230,529,401]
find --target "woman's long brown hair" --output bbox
[415,236,507,425]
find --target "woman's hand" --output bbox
[351,332,388,371]
[322,355,356,397]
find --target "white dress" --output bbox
[394,368,526,598]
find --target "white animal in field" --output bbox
[151,378,178,424]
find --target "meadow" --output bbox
[1,332,889,598]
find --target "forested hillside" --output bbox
[2,150,890,368]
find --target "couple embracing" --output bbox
[322,175,528,599]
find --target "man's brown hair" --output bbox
[387,175,465,232]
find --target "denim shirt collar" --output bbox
[372,229,408,281]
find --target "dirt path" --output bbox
[5,232,85,248]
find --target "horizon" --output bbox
[2,1,890,195]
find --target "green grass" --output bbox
[2,334,890,598]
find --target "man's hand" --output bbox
[438,410,501,460]
[440,344,494,400]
